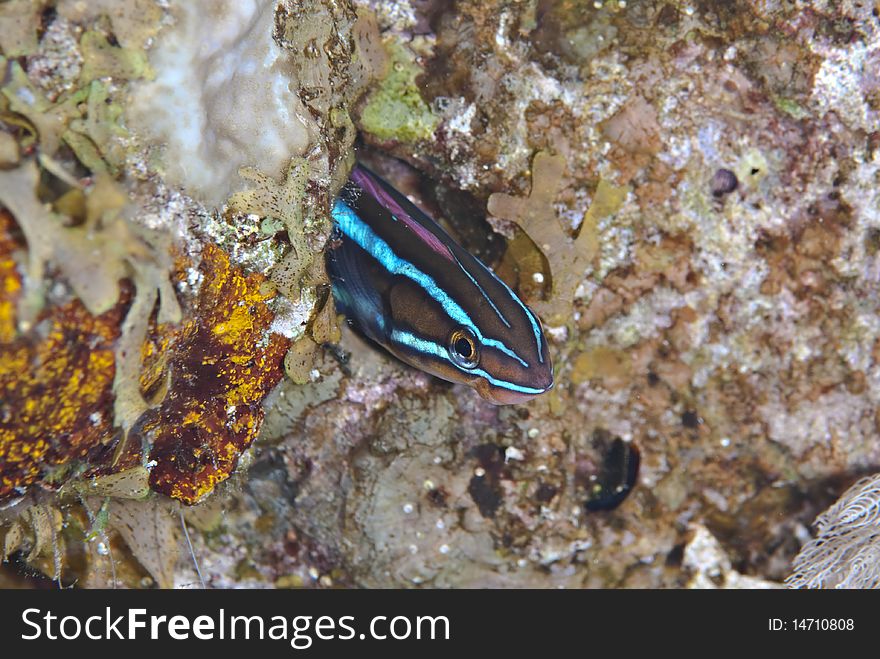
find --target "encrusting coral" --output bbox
[0,0,380,585]
[3,0,880,590]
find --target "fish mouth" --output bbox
[475,372,554,405]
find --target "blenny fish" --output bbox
[327,163,553,404]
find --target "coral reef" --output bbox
[244,0,880,588]
[2,0,880,589]
[0,0,373,584]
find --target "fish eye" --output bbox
[448,327,479,369]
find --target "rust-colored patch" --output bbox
[0,210,22,344]
[137,243,290,504]
[601,95,663,157]
[0,207,288,506]
[524,99,579,158]
[0,210,123,502]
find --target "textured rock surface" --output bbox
[235,0,880,588]
[0,0,369,585]
[2,0,880,588]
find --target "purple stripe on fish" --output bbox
[352,166,455,262]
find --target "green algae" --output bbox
[79,30,153,84]
[359,39,439,144]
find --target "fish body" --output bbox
[327,163,552,404]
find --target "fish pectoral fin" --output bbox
[327,239,388,344]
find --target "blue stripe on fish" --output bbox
[326,163,553,405]
[390,329,546,395]
[332,199,529,369]
[489,270,545,365]
[451,252,512,330]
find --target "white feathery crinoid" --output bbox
[786,473,880,589]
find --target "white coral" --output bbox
[128,0,313,207]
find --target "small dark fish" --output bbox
[327,163,553,404]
